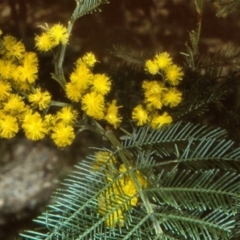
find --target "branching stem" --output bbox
[104,129,163,236]
[55,1,83,88]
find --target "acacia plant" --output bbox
[0,0,239,239]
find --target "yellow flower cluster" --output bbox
[132,52,184,129]
[94,151,147,227]
[66,53,122,128]
[0,36,38,86]
[35,23,69,52]
[145,52,183,85]
[0,28,123,147]
[92,151,117,171]
[0,32,78,147]
[0,26,185,148]
[0,34,42,139]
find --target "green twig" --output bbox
[55,1,84,89]
[104,130,163,236]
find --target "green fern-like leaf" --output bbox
[121,122,228,157]
[19,122,240,239]
[195,45,240,76]
[215,0,240,17]
[155,209,234,239]
[110,44,150,71]
[175,88,225,121]
[73,0,109,19]
[147,169,239,213]
[194,0,204,14]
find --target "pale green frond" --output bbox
[176,89,226,121]
[156,209,234,239]
[19,155,154,239]
[19,122,240,240]
[121,122,228,157]
[146,138,240,172]
[72,0,109,19]
[194,0,204,14]
[195,46,240,77]
[110,44,149,71]
[19,159,108,240]
[146,169,239,213]
[215,0,240,16]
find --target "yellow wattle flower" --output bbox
[28,88,51,110]
[3,94,26,115]
[70,63,92,89]
[22,112,48,140]
[92,151,117,171]
[98,162,147,227]
[43,114,57,133]
[105,100,122,128]
[163,88,182,108]
[145,59,159,75]
[151,112,173,129]
[0,59,17,80]
[154,52,173,70]
[0,80,12,101]
[132,104,149,126]
[56,106,77,125]
[91,74,111,95]
[17,52,38,84]
[81,91,105,120]
[48,23,69,45]
[51,123,75,147]
[142,80,166,97]
[35,32,55,52]
[65,82,83,102]
[35,23,69,51]
[2,35,25,60]
[145,94,163,110]
[0,115,19,139]
[165,64,184,86]
[82,52,97,67]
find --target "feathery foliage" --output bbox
[194,46,240,76]
[110,45,150,71]
[19,123,240,239]
[215,0,240,16]
[73,0,109,19]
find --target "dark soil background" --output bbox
[0,0,240,239]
